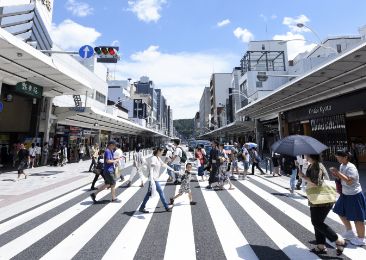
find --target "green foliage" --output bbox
[173,119,194,139]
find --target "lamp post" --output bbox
[296,23,338,53]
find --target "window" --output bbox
[95,91,106,104]
[256,81,263,88]
[262,44,265,50]
[336,44,342,53]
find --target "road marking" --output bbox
[0,183,91,236]
[227,181,319,260]
[40,179,142,260]
[0,188,110,260]
[102,174,169,260]
[251,176,343,224]
[164,185,196,260]
[245,177,366,259]
[197,178,259,260]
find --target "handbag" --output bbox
[306,180,337,205]
[114,167,121,179]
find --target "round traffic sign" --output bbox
[79,45,94,59]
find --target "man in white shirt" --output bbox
[35,143,41,167]
[170,139,183,185]
[165,144,174,182]
[113,144,126,182]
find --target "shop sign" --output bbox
[83,130,92,135]
[15,82,43,98]
[308,105,332,116]
[286,89,366,123]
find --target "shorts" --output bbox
[243,161,249,170]
[232,160,238,168]
[102,169,116,186]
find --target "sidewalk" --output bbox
[0,153,152,221]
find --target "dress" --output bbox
[178,171,192,194]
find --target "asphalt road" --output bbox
[0,159,365,260]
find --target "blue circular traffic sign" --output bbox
[0,101,3,112]
[79,45,94,59]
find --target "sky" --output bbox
[51,0,366,119]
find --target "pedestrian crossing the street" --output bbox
[0,168,365,260]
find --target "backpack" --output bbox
[178,147,187,164]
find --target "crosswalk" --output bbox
[0,166,365,260]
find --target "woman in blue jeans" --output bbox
[139,148,175,213]
[288,156,298,194]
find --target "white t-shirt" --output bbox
[165,150,173,163]
[114,149,125,170]
[172,147,183,165]
[340,162,362,195]
[296,155,304,166]
[150,156,163,180]
[29,147,36,157]
[35,146,41,155]
[242,147,250,163]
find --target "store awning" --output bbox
[236,41,366,119]
[0,28,92,96]
[55,107,169,138]
[200,121,254,139]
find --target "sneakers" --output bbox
[350,237,366,246]
[139,208,149,213]
[205,185,212,189]
[342,230,356,240]
[190,201,197,205]
[166,205,173,212]
[111,198,121,203]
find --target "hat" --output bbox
[107,140,117,146]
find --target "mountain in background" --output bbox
[173,119,194,140]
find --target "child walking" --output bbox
[169,163,197,205]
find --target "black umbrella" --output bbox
[271,135,328,156]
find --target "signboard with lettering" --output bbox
[133,99,146,119]
[15,82,43,98]
[286,89,366,123]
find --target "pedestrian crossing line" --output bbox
[0,176,92,222]
[102,175,169,260]
[197,179,259,260]
[251,175,343,224]
[239,179,366,259]
[39,179,142,260]
[226,182,319,260]
[0,182,92,236]
[164,184,196,260]
[0,187,111,260]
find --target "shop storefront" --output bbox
[285,89,366,165]
[0,82,43,147]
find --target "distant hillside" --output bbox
[173,119,194,139]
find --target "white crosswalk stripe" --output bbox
[164,184,196,260]
[0,167,365,260]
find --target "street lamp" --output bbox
[296,23,338,53]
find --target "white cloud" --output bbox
[128,0,166,23]
[65,0,93,17]
[50,19,101,50]
[273,32,317,60]
[283,14,310,32]
[112,46,235,118]
[260,14,277,21]
[233,27,254,43]
[217,19,231,27]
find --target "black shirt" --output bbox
[18,149,29,161]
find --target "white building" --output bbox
[199,86,210,134]
[209,73,232,128]
[239,40,290,104]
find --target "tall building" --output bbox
[134,76,157,127]
[209,73,232,128]
[199,87,210,134]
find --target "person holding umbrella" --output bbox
[331,150,366,246]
